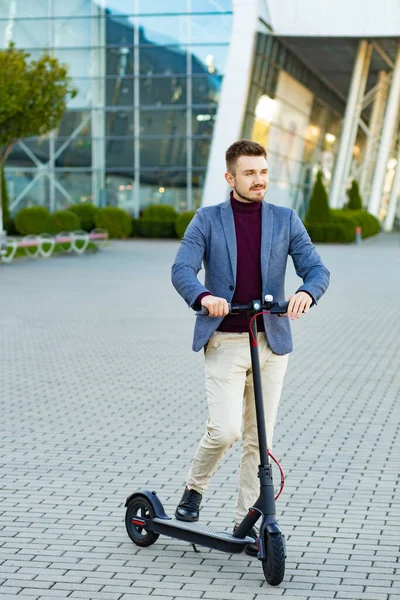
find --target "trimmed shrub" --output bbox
[131,218,139,237]
[345,180,363,210]
[15,206,51,235]
[331,209,381,239]
[141,204,178,221]
[49,210,81,233]
[175,211,196,239]
[305,221,355,243]
[305,170,331,223]
[94,206,132,238]
[68,203,98,231]
[135,219,176,238]
[135,204,179,238]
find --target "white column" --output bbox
[330,40,370,208]
[91,2,106,207]
[201,0,260,207]
[369,44,400,217]
[359,71,389,202]
[340,43,372,202]
[383,138,400,231]
[133,0,140,219]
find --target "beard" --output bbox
[233,184,267,203]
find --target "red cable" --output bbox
[249,311,271,346]
[268,450,285,500]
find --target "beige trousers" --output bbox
[186,331,289,524]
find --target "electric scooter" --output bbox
[125,295,289,586]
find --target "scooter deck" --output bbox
[149,517,255,553]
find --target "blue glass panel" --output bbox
[191,44,228,75]
[140,45,187,76]
[54,49,92,78]
[53,0,93,17]
[191,14,232,44]
[55,139,92,168]
[57,110,92,138]
[0,18,49,49]
[140,75,187,106]
[138,1,187,14]
[192,107,217,136]
[106,139,135,168]
[140,109,187,136]
[0,0,49,18]
[192,138,211,167]
[140,137,187,168]
[139,15,188,46]
[106,15,135,45]
[54,17,93,47]
[106,77,135,106]
[191,0,232,11]
[192,74,222,105]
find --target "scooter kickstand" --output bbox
[191,543,200,553]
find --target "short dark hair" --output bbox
[226,139,267,174]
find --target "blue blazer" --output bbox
[171,199,330,354]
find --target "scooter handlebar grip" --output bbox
[270,301,290,314]
[197,303,232,316]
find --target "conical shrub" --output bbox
[346,179,363,210]
[306,170,331,223]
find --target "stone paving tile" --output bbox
[1,234,400,600]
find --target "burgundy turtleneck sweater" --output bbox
[196,192,265,332]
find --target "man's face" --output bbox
[225,155,269,203]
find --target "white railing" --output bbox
[0,229,109,264]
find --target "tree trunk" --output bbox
[0,144,14,233]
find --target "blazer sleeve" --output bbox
[171,209,211,309]
[289,209,330,304]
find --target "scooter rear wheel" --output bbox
[262,532,285,586]
[125,497,159,547]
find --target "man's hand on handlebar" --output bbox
[201,295,230,317]
[283,291,312,320]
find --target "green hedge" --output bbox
[330,209,380,238]
[68,203,98,231]
[141,204,178,221]
[305,209,381,243]
[94,206,132,238]
[304,221,356,243]
[49,210,81,233]
[132,218,176,238]
[15,207,51,235]
[175,211,196,239]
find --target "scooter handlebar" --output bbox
[197,300,290,316]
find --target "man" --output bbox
[171,140,329,556]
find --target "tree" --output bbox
[1,165,10,231]
[345,179,363,210]
[0,43,77,232]
[305,170,331,223]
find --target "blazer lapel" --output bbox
[220,200,237,283]
[261,202,273,293]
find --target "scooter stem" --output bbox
[248,314,269,467]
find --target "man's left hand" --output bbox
[285,292,312,320]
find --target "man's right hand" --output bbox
[201,295,230,317]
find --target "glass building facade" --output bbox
[0,0,232,216]
[242,32,346,219]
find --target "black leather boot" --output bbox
[175,487,202,522]
[234,525,259,556]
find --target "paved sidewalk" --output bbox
[0,233,399,600]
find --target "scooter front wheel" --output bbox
[125,496,159,547]
[262,532,285,586]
